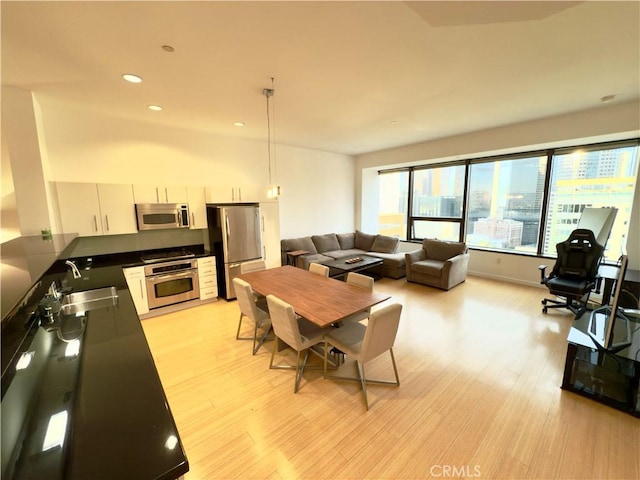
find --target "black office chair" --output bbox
[539,228,604,316]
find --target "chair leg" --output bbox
[235,313,245,340]
[294,349,311,393]
[356,361,369,411]
[252,323,272,355]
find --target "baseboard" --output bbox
[467,271,544,289]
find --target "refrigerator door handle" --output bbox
[224,213,231,259]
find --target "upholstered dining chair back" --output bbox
[360,303,402,362]
[234,278,261,319]
[232,277,271,355]
[309,263,330,277]
[267,294,303,350]
[346,272,374,291]
[240,260,266,274]
[342,272,374,324]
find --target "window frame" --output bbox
[377,138,639,258]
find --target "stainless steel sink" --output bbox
[60,286,118,314]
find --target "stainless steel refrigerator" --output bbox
[206,203,263,300]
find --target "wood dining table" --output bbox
[237,265,390,327]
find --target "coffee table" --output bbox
[321,254,384,280]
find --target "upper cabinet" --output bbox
[186,185,207,229]
[133,185,188,204]
[56,182,136,236]
[206,183,267,204]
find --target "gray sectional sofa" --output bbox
[280,230,407,279]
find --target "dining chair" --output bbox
[341,272,375,324]
[266,294,326,393]
[240,260,268,310]
[309,262,330,277]
[240,260,266,273]
[233,278,271,355]
[323,302,402,410]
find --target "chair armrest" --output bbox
[405,249,426,264]
[538,265,547,284]
[444,252,469,272]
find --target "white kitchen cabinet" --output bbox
[133,184,188,204]
[260,201,281,268]
[56,182,136,237]
[187,185,207,229]
[197,256,218,300]
[123,266,149,315]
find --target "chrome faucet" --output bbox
[65,260,82,279]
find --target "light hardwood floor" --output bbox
[142,275,639,480]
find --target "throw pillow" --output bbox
[282,237,318,254]
[371,234,399,253]
[355,230,376,251]
[337,233,355,250]
[311,233,340,253]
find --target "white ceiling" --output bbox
[2,1,639,156]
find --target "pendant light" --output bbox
[264,77,281,198]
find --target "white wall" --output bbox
[31,98,354,239]
[356,100,640,285]
[1,87,58,236]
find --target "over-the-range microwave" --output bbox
[135,203,190,231]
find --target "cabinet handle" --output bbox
[165,187,168,203]
[105,215,110,232]
[139,279,145,300]
[238,188,242,202]
[156,187,160,203]
[231,188,235,202]
[191,212,195,228]
[93,215,98,232]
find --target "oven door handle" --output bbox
[147,271,196,282]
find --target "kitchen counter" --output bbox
[1,241,189,479]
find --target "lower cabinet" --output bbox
[123,266,149,315]
[197,256,218,300]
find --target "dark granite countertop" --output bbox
[1,239,189,479]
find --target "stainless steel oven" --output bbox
[144,258,199,309]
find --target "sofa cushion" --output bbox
[337,233,356,250]
[297,253,333,270]
[281,236,317,255]
[412,259,446,276]
[323,249,365,260]
[311,233,340,253]
[423,238,466,262]
[355,230,376,251]
[371,234,399,253]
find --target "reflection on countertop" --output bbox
[1,234,78,321]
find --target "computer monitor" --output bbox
[588,252,631,353]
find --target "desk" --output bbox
[561,311,640,417]
[598,265,640,306]
[238,265,390,327]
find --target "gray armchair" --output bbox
[405,238,469,290]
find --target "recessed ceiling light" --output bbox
[122,74,143,83]
[234,122,245,127]
[162,45,175,53]
[390,120,397,125]
[148,105,163,111]
[601,94,616,103]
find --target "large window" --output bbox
[410,164,465,242]
[377,139,639,259]
[466,155,547,252]
[543,143,639,260]
[378,170,408,238]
